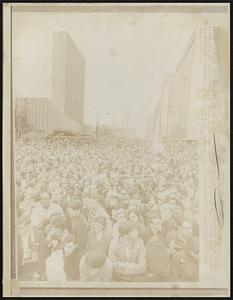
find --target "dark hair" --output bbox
[118,221,138,236]
[85,251,106,268]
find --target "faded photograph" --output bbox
[11,5,228,286]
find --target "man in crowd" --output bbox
[145,217,170,281]
[169,236,199,281]
[108,221,146,281]
[63,234,84,281]
[30,192,64,227]
[66,199,89,250]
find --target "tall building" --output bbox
[51,31,85,132]
[14,32,86,137]
[154,74,174,139]
[153,23,229,141]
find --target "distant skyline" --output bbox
[12,11,227,137]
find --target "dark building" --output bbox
[14,31,86,137]
[51,31,85,131]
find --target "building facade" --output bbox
[51,31,85,132]
[14,98,49,138]
[14,31,86,137]
[152,23,228,141]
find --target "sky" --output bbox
[12,9,228,137]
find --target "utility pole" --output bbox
[96,120,99,140]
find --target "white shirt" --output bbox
[46,249,66,283]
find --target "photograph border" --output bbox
[3,2,230,297]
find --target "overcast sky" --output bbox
[12,10,227,137]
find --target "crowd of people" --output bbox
[15,136,199,283]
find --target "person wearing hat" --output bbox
[66,199,89,250]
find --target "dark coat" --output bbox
[145,233,170,276]
[87,229,110,255]
[63,246,84,280]
[169,250,198,281]
[68,214,89,249]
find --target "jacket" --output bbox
[68,214,89,249]
[63,246,84,280]
[108,237,146,276]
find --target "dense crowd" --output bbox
[15,137,199,282]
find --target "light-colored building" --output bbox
[152,23,228,141]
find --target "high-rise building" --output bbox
[14,32,86,137]
[51,31,85,132]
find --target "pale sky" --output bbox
[12,10,228,137]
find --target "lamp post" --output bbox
[96,120,99,140]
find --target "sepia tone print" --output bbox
[3,3,230,297]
